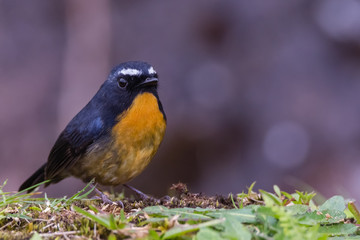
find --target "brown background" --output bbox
[1,0,360,200]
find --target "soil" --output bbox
[120,182,263,212]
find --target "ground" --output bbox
[0,182,359,239]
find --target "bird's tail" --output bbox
[19,163,48,192]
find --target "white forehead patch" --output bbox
[119,68,142,76]
[148,66,156,75]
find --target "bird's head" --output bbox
[107,61,159,93]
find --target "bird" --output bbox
[19,61,166,202]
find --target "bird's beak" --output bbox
[138,77,158,87]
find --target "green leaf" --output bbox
[148,229,161,240]
[162,218,225,239]
[107,233,117,240]
[323,210,347,224]
[318,223,357,236]
[143,206,211,221]
[274,185,281,198]
[328,237,360,239]
[256,206,277,217]
[299,209,346,225]
[30,232,43,240]
[221,215,251,240]
[206,208,257,224]
[196,227,223,240]
[260,190,282,206]
[320,196,346,212]
[285,204,310,215]
[297,211,326,226]
[281,191,294,201]
[295,191,316,205]
[142,217,169,224]
[28,206,42,212]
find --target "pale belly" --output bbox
[69,92,166,185]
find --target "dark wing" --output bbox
[45,115,105,183]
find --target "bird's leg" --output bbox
[90,183,124,208]
[123,184,153,200]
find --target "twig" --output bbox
[42,222,55,231]
[38,231,79,237]
[94,223,97,237]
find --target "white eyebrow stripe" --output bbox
[148,66,156,74]
[119,68,142,76]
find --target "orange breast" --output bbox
[98,92,166,185]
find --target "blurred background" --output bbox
[1,0,360,200]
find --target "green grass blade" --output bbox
[259,190,282,206]
[230,193,238,209]
[348,201,360,224]
[73,205,112,229]
[68,180,95,202]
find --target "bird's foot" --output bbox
[123,184,159,203]
[91,184,124,208]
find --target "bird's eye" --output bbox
[117,78,128,89]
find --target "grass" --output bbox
[0,181,360,239]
